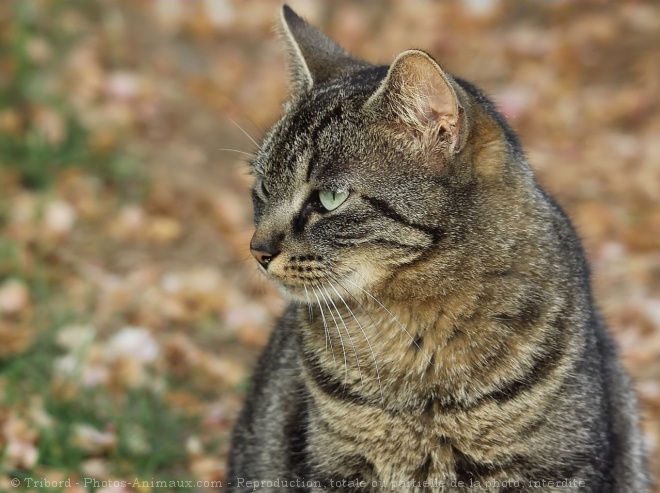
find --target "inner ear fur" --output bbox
[366,50,466,153]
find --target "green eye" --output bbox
[319,190,349,211]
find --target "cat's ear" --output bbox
[280,5,365,94]
[366,50,465,153]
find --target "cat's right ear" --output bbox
[280,5,364,95]
[365,50,466,154]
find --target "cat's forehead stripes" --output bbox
[302,103,344,182]
[261,99,346,185]
[257,68,388,186]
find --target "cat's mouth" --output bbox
[265,270,334,303]
[260,256,373,307]
[254,254,333,301]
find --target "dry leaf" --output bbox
[72,424,117,454]
[0,279,30,316]
[146,216,183,244]
[43,199,77,239]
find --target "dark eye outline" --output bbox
[293,188,352,232]
[306,189,350,213]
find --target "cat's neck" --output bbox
[297,241,575,411]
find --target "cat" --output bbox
[226,5,649,493]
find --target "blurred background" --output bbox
[0,1,658,491]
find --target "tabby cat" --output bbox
[227,6,648,492]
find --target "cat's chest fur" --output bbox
[304,406,535,493]
[296,302,579,492]
[307,395,450,489]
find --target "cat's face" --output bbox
[251,83,435,301]
[249,7,514,304]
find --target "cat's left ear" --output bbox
[366,50,465,154]
[280,5,366,94]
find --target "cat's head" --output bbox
[249,5,529,304]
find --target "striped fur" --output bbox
[227,6,648,492]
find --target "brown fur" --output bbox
[227,6,648,492]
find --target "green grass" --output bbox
[0,234,195,490]
[0,1,144,193]
[0,312,197,492]
[0,4,194,491]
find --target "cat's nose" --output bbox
[250,240,281,269]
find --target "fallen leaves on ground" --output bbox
[0,1,658,491]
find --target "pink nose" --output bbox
[249,234,281,269]
[250,248,279,268]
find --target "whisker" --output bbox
[218,254,255,268]
[303,284,314,323]
[217,148,256,158]
[228,103,267,137]
[228,117,259,148]
[328,281,383,403]
[345,276,433,366]
[311,286,335,363]
[303,283,324,354]
[328,274,381,337]
[322,283,364,389]
[318,285,348,385]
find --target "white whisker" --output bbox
[303,284,314,323]
[345,277,433,366]
[322,283,364,389]
[228,117,259,148]
[329,281,383,403]
[318,285,348,385]
[311,286,335,362]
[218,148,256,158]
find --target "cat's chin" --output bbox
[273,280,343,305]
[268,270,377,307]
[274,281,310,303]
